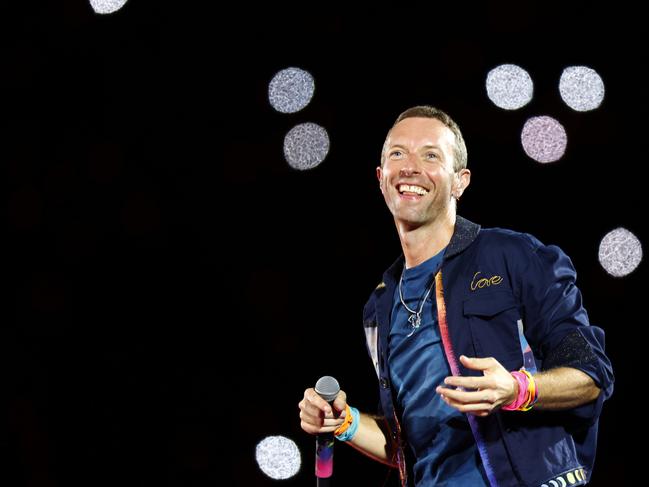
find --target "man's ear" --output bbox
[455,169,471,197]
[376,166,384,190]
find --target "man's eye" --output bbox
[390,150,403,158]
[426,152,438,159]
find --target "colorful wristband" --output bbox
[502,371,528,410]
[518,368,539,411]
[502,368,538,411]
[333,405,353,436]
[334,406,360,442]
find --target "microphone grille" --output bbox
[315,376,340,402]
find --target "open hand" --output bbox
[435,355,518,417]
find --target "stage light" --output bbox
[598,227,642,277]
[520,116,567,163]
[255,435,301,480]
[269,67,315,114]
[486,64,534,110]
[559,66,605,112]
[89,0,128,14]
[283,122,330,170]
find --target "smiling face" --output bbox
[377,117,470,230]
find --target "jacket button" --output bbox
[380,378,390,389]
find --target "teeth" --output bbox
[398,184,428,195]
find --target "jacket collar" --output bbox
[446,215,481,259]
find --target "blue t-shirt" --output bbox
[389,248,488,486]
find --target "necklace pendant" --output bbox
[407,314,421,337]
[408,313,421,329]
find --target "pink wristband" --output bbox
[501,371,529,411]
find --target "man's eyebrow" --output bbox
[387,144,443,152]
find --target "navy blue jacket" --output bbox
[362,217,614,487]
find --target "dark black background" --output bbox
[2,1,645,485]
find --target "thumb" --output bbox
[332,390,347,414]
[460,355,497,371]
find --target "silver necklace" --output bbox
[398,272,436,337]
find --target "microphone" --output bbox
[314,375,340,486]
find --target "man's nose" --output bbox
[399,155,422,176]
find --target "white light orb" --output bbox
[269,67,315,114]
[89,0,128,14]
[521,116,567,163]
[283,122,330,170]
[559,66,605,112]
[599,227,642,277]
[255,435,301,480]
[486,64,534,110]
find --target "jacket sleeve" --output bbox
[513,236,614,425]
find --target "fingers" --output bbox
[298,388,346,435]
[459,355,499,371]
[437,386,495,416]
[436,385,497,405]
[444,396,492,416]
[305,388,333,414]
[443,375,493,390]
[332,390,347,414]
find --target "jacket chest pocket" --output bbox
[463,290,524,370]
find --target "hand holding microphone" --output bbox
[298,376,348,485]
[314,376,341,480]
[298,377,348,436]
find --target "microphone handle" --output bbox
[317,473,332,487]
[316,431,334,486]
[316,431,334,476]
[314,376,340,486]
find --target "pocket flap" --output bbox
[463,290,518,317]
